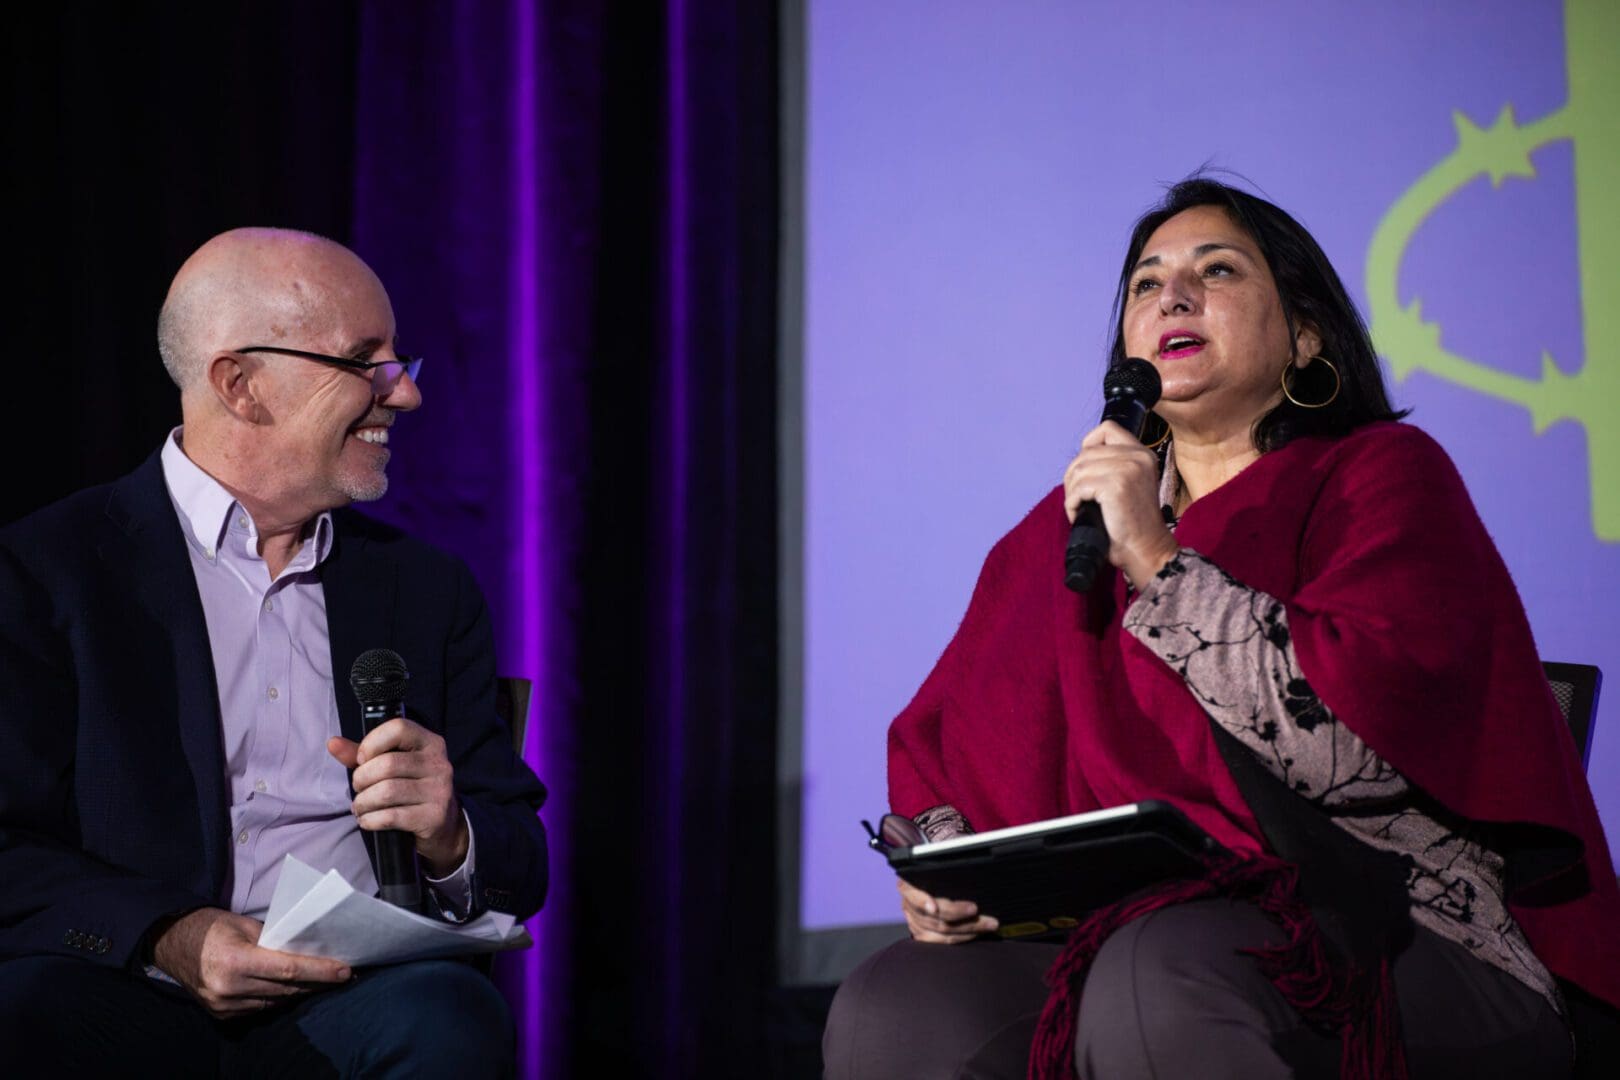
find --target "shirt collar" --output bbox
[159,427,334,567]
[1158,440,1181,519]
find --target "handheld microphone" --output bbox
[348,648,424,911]
[1064,357,1163,593]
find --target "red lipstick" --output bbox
[1158,330,1205,359]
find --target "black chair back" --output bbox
[1543,661,1602,770]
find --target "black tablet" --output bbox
[879,800,1223,940]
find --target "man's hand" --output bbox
[328,718,467,877]
[150,908,350,1018]
[897,879,999,944]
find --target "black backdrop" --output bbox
[4,3,796,1075]
[4,4,360,517]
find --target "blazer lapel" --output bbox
[103,453,232,900]
[320,515,399,880]
[320,514,399,746]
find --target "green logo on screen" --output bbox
[1366,0,1618,540]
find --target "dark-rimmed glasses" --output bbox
[862,813,926,854]
[236,345,423,397]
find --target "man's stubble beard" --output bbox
[338,467,389,504]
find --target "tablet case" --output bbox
[880,800,1223,940]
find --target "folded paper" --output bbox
[259,855,530,966]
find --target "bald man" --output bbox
[0,229,546,1076]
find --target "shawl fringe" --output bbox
[1027,854,1408,1080]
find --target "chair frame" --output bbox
[1543,661,1602,770]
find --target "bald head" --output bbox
[157,228,387,393]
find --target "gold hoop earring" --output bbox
[1143,418,1171,450]
[1281,356,1341,409]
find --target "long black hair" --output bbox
[1108,177,1407,452]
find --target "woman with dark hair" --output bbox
[822,179,1620,1078]
[1110,178,1405,456]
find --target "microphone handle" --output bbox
[1064,397,1154,593]
[360,700,424,911]
[1063,504,1109,593]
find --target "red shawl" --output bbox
[888,422,1620,1065]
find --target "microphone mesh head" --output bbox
[349,648,410,705]
[1104,357,1162,406]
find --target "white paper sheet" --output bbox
[258,855,531,967]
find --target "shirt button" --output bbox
[267,687,279,701]
[203,548,215,561]
[238,514,249,529]
[254,779,267,793]
[237,830,249,845]
[263,598,274,612]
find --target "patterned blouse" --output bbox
[917,453,1563,1015]
[1123,545,1560,1014]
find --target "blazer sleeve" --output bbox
[437,558,549,921]
[0,542,212,969]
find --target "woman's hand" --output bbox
[898,878,999,944]
[1062,420,1179,589]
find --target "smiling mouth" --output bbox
[1158,333,1205,358]
[352,427,389,446]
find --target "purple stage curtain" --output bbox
[351,2,779,1075]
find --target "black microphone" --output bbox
[1064,357,1163,593]
[348,648,424,911]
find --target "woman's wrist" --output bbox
[1125,534,1181,591]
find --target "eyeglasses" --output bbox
[236,345,423,396]
[862,813,926,855]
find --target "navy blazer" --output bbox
[0,451,548,969]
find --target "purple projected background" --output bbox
[801,0,1618,930]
